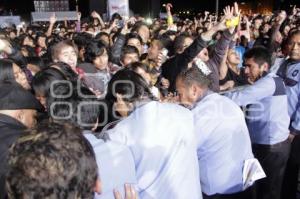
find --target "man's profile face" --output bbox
[254,19,262,29]
[138,25,150,43]
[288,33,300,61]
[147,41,161,61]
[175,78,195,107]
[127,38,143,55]
[122,53,139,66]
[244,58,265,83]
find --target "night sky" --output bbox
[0,0,297,17]
[0,0,246,14]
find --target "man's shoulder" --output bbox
[84,132,132,155]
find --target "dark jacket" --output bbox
[206,30,234,91]
[161,36,209,93]
[0,114,27,199]
[161,30,233,92]
[110,34,126,65]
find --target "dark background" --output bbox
[0,0,297,18]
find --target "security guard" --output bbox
[176,66,254,199]
[276,30,300,199]
[225,47,290,199]
[106,69,202,199]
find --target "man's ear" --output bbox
[262,62,269,72]
[16,110,24,121]
[192,84,198,97]
[94,178,102,194]
[91,118,99,132]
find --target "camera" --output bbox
[117,20,124,28]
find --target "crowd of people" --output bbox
[0,1,299,199]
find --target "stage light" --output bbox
[145,18,153,25]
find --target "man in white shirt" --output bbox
[176,66,255,199]
[105,69,202,199]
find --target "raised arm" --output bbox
[269,11,287,52]
[91,11,106,29]
[46,13,57,37]
[110,20,130,64]
[208,3,240,65]
[165,3,174,27]
[219,47,230,81]
[75,12,81,33]
[224,76,276,106]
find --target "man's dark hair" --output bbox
[127,62,151,74]
[95,32,110,41]
[174,33,192,53]
[120,45,140,63]
[35,32,48,47]
[49,62,79,83]
[125,32,143,45]
[243,46,272,67]
[288,29,300,42]
[106,68,156,103]
[84,40,107,63]
[95,32,110,46]
[0,59,16,84]
[19,34,35,47]
[6,121,98,198]
[32,67,67,98]
[26,56,47,70]
[20,45,36,57]
[73,33,93,51]
[177,66,211,88]
[47,83,103,130]
[111,13,122,22]
[131,22,148,35]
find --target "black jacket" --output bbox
[0,114,27,199]
[161,30,234,93]
[110,34,126,65]
[161,36,208,93]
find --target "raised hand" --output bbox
[165,3,173,13]
[76,12,81,21]
[233,2,241,17]
[292,5,297,16]
[121,19,131,34]
[276,10,287,25]
[220,2,240,31]
[91,11,101,19]
[224,5,234,20]
[215,5,233,31]
[49,13,57,24]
